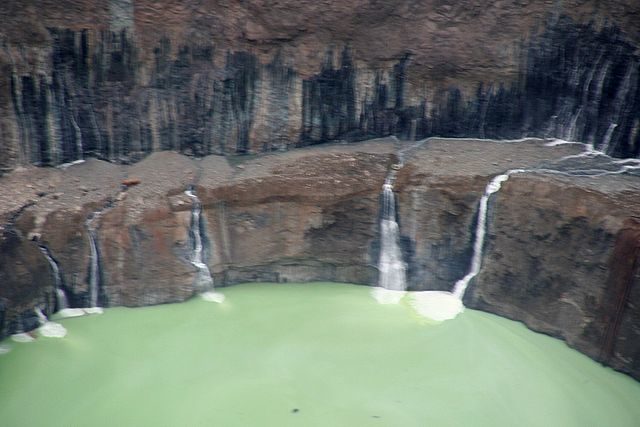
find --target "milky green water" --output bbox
[1,282,639,427]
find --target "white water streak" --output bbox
[87,227,100,308]
[377,181,407,291]
[70,113,84,161]
[185,189,224,302]
[600,123,618,155]
[38,246,69,310]
[57,159,85,170]
[565,108,582,142]
[452,170,525,299]
[35,307,47,325]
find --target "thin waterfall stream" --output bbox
[86,217,102,310]
[185,187,225,303]
[600,123,618,155]
[40,241,105,318]
[38,245,69,311]
[452,170,525,299]
[82,207,109,315]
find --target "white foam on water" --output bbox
[371,287,406,304]
[53,307,103,319]
[0,343,11,354]
[83,307,104,315]
[56,308,88,318]
[11,333,35,343]
[201,291,225,303]
[409,291,464,322]
[38,322,67,338]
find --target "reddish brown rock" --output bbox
[98,152,203,306]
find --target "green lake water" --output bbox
[1,282,639,426]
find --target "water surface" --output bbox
[1,283,639,426]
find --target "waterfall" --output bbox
[35,307,47,325]
[38,246,69,311]
[565,108,581,142]
[87,225,100,307]
[452,170,525,299]
[185,188,224,303]
[34,307,67,338]
[70,113,84,161]
[408,167,527,320]
[85,214,105,312]
[600,123,618,155]
[377,178,407,292]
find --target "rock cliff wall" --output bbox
[1,1,640,171]
[1,137,640,380]
[465,173,640,379]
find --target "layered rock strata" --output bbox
[1,1,640,172]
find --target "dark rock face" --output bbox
[464,173,640,380]
[612,230,640,377]
[1,1,640,171]
[0,226,54,335]
[599,219,640,362]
